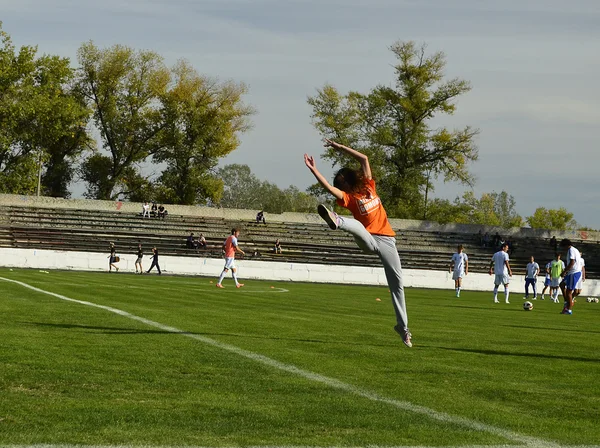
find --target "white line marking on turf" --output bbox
[0,277,559,448]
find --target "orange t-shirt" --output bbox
[336,179,395,236]
[223,235,238,257]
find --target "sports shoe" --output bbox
[394,325,412,348]
[494,299,499,303]
[317,204,339,230]
[561,308,572,315]
[505,300,510,304]
[216,283,224,288]
[236,283,244,288]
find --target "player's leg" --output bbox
[231,267,243,288]
[374,236,411,347]
[217,267,228,287]
[504,278,510,303]
[493,276,500,303]
[317,205,378,254]
[456,276,462,297]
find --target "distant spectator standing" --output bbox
[450,245,468,297]
[256,210,266,224]
[135,243,143,274]
[483,232,490,248]
[273,239,282,254]
[550,235,558,252]
[108,242,119,272]
[524,255,540,300]
[142,202,150,218]
[146,246,161,275]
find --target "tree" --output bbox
[76,42,170,199]
[455,191,522,228]
[153,60,254,205]
[0,23,90,196]
[526,207,578,231]
[307,41,478,218]
[217,164,319,213]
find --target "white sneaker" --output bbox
[505,301,510,304]
[494,299,499,303]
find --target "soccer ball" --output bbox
[587,297,593,303]
[523,301,533,311]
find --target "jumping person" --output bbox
[135,243,143,274]
[450,244,469,297]
[216,228,245,288]
[304,139,412,347]
[146,246,161,275]
[489,243,512,304]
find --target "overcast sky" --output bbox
[2,0,599,227]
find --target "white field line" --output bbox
[0,277,558,448]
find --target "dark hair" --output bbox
[333,167,366,194]
[559,238,572,247]
[231,228,239,235]
[457,244,463,251]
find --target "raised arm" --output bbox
[324,139,372,180]
[304,154,344,201]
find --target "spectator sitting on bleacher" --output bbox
[273,239,282,254]
[187,233,196,249]
[256,210,266,224]
[151,202,158,218]
[142,202,150,218]
[108,242,119,272]
[197,233,207,249]
[158,204,166,219]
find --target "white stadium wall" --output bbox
[2,247,600,297]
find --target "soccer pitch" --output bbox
[1,269,599,447]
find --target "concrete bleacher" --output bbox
[0,203,596,278]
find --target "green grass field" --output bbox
[1,268,599,447]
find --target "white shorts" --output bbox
[494,274,510,286]
[223,257,236,270]
[452,270,464,281]
[575,278,583,290]
[550,277,561,288]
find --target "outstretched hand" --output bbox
[323,138,339,149]
[304,153,316,170]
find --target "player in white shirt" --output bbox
[573,253,585,300]
[488,243,513,304]
[523,256,540,300]
[540,260,552,300]
[559,239,582,315]
[449,244,468,297]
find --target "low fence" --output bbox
[2,247,598,296]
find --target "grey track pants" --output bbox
[338,216,409,332]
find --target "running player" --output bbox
[450,244,468,297]
[304,139,411,347]
[489,243,512,304]
[216,228,245,288]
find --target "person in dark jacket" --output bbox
[146,246,161,275]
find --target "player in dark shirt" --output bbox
[135,244,143,274]
[146,246,161,275]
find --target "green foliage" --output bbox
[0,23,91,196]
[218,164,318,213]
[153,60,253,205]
[453,191,523,228]
[526,207,579,231]
[307,41,479,218]
[76,41,170,200]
